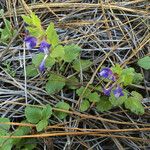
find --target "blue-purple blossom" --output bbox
[39,59,46,72]
[113,86,124,98]
[103,87,112,96]
[39,55,48,73]
[99,68,112,78]
[109,75,116,81]
[39,41,51,54]
[24,36,37,49]
[99,68,116,81]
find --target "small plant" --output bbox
[96,65,144,114]
[3,61,16,77]
[22,12,145,115]
[0,101,70,149]
[0,9,17,44]
[0,117,36,150]
[137,56,150,70]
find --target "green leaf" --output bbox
[137,56,150,70]
[87,92,100,102]
[22,13,43,37]
[0,135,12,150]
[12,125,31,145]
[55,101,70,119]
[63,44,81,62]
[80,99,90,112]
[46,22,59,48]
[111,64,122,76]
[132,72,143,84]
[0,19,13,43]
[42,104,52,120]
[50,45,65,59]
[72,59,92,72]
[36,119,48,132]
[76,86,91,98]
[25,106,42,124]
[96,96,112,112]
[0,117,10,131]
[124,97,144,115]
[15,138,37,150]
[0,129,10,150]
[30,12,41,28]
[45,55,55,68]
[26,64,39,77]
[109,91,127,107]
[66,76,79,89]
[21,15,32,25]
[131,91,143,100]
[32,53,45,67]
[32,53,55,69]
[120,68,135,86]
[26,26,42,37]
[45,73,65,94]
[0,118,12,149]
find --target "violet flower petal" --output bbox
[99,68,113,78]
[24,36,37,49]
[103,87,112,96]
[39,41,51,54]
[113,86,124,98]
[109,75,116,81]
[39,59,46,72]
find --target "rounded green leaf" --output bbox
[96,96,112,112]
[66,76,79,89]
[45,73,65,94]
[120,68,135,86]
[76,86,91,98]
[131,91,143,100]
[12,125,31,145]
[72,59,92,72]
[79,99,90,112]
[0,117,10,131]
[32,53,45,67]
[63,44,81,62]
[138,56,150,70]
[124,97,144,115]
[45,56,55,68]
[25,107,42,124]
[42,104,52,119]
[50,45,64,59]
[36,119,48,132]
[55,101,70,119]
[132,73,143,84]
[87,92,100,102]
[26,64,39,77]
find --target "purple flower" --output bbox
[109,75,116,81]
[24,36,37,49]
[39,41,51,54]
[99,68,116,81]
[103,87,112,96]
[113,86,124,98]
[99,68,112,78]
[39,59,46,72]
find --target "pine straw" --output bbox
[0,0,150,149]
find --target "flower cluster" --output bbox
[99,68,124,98]
[24,36,51,72]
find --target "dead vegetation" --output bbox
[0,0,150,149]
